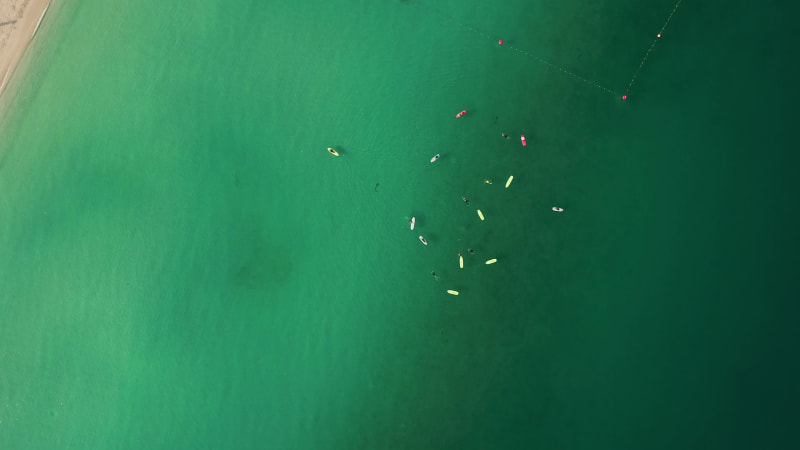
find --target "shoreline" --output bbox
[0,0,52,99]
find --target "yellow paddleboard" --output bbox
[477,209,484,221]
[447,290,459,295]
[485,258,497,265]
[459,254,464,269]
[327,147,340,156]
[505,175,513,188]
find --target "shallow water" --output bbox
[0,0,798,448]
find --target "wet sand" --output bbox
[0,0,51,97]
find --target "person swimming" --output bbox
[501,133,508,138]
[468,248,474,255]
[461,196,469,205]
[431,271,439,280]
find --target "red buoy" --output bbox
[498,40,503,45]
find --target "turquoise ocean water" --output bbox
[1,0,798,448]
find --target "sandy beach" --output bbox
[0,0,51,97]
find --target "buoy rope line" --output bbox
[413,0,683,101]
[624,0,683,97]
[416,1,615,95]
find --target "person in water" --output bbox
[501,133,508,139]
[431,271,439,280]
[468,248,474,255]
[461,196,469,205]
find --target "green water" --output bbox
[1,0,797,448]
